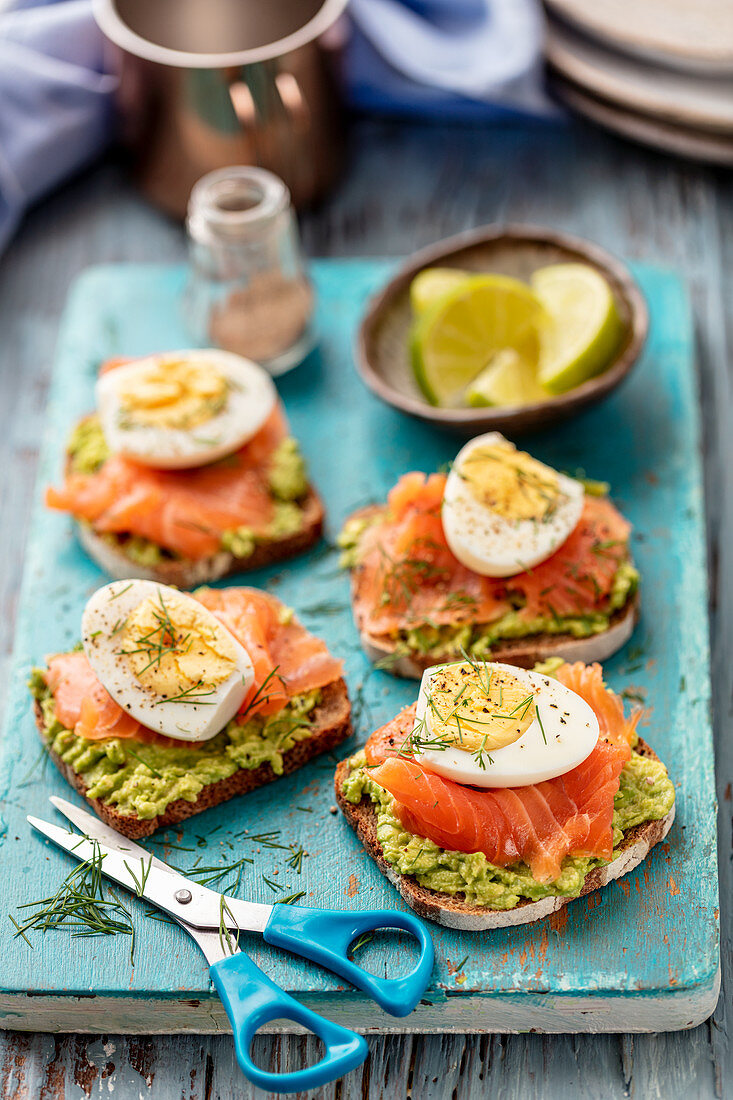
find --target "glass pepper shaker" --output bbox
[185,167,315,375]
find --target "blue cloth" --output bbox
[346,0,557,119]
[0,0,115,252]
[0,0,555,254]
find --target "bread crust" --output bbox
[334,737,674,930]
[346,505,639,679]
[36,679,351,839]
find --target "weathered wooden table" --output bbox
[0,117,730,1098]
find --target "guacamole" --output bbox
[68,415,310,562]
[68,417,110,475]
[337,513,639,656]
[222,502,305,559]
[342,747,675,910]
[30,669,321,820]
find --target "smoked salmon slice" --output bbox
[194,587,344,716]
[364,662,637,883]
[46,404,293,561]
[351,473,631,635]
[43,588,344,747]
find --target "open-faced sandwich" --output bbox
[30,581,351,837]
[339,433,638,677]
[46,350,324,586]
[335,657,674,929]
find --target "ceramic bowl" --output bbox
[356,224,649,434]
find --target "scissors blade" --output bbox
[29,806,273,934]
[49,797,173,873]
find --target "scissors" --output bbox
[28,797,434,1093]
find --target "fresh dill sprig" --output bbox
[108,583,133,601]
[109,888,135,965]
[235,829,289,851]
[123,855,153,897]
[186,858,253,894]
[143,907,174,926]
[124,749,164,778]
[8,915,32,946]
[18,743,50,788]
[286,845,308,874]
[397,713,453,757]
[145,840,196,852]
[472,736,494,770]
[262,875,284,893]
[376,541,449,608]
[592,539,625,557]
[239,665,287,718]
[11,840,134,946]
[153,680,217,706]
[349,932,374,956]
[299,601,348,617]
[218,896,238,957]
[276,891,306,906]
[119,590,192,676]
[459,647,492,699]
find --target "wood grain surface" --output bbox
[0,117,731,1096]
[0,257,714,1031]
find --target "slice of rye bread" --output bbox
[35,678,351,839]
[76,488,324,587]
[346,505,639,679]
[334,737,674,931]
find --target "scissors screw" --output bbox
[174,889,193,905]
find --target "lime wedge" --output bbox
[531,264,623,395]
[465,348,548,408]
[411,275,544,407]
[410,267,472,315]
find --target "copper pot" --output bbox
[93,0,348,216]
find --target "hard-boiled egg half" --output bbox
[442,432,584,576]
[411,660,599,788]
[82,580,255,741]
[96,350,276,469]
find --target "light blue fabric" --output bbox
[0,0,115,253]
[0,0,555,254]
[346,0,558,119]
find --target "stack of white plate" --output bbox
[543,0,733,164]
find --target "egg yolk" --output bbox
[458,439,563,523]
[424,662,536,753]
[121,592,238,701]
[118,360,229,431]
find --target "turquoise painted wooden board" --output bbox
[0,261,719,1034]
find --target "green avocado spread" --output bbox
[68,416,310,563]
[29,668,321,820]
[337,513,639,657]
[68,417,111,475]
[342,746,675,910]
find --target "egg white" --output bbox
[81,580,255,742]
[413,661,599,788]
[442,432,584,577]
[96,350,277,469]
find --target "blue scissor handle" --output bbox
[210,950,368,1093]
[264,905,434,1017]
